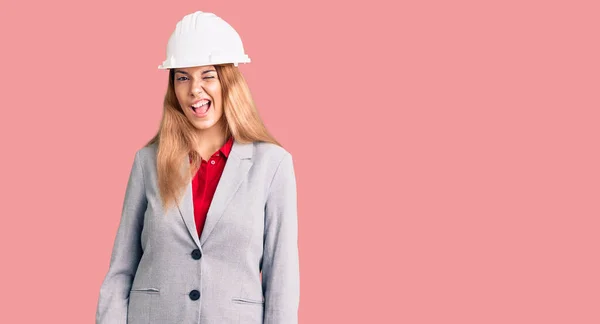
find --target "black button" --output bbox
[191,249,201,260]
[189,290,200,301]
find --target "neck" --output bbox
[193,120,229,160]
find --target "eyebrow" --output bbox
[174,69,216,75]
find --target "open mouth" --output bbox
[191,100,211,116]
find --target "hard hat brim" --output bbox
[158,55,251,70]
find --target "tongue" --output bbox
[194,103,210,114]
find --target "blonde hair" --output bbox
[145,63,280,210]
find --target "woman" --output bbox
[95,11,300,324]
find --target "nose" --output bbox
[190,77,204,97]
[191,86,203,97]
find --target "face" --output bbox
[173,65,224,132]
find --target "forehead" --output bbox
[174,65,216,74]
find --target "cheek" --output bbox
[207,84,222,102]
[174,87,184,102]
[213,96,223,114]
[177,91,190,109]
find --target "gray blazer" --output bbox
[95,140,300,324]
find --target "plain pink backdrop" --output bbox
[0,0,598,323]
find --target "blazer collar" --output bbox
[229,139,253,160]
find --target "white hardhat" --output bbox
[158,11,251,69]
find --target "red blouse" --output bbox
[191,137,234,238]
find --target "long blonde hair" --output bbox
[145,63,280,210]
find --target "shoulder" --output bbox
[252,141,293,165]
[132,141,158,166]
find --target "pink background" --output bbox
[1,0,599,323]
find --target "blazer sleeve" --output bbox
[262,152,301,324]
[96,150,147,324]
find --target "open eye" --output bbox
[176,76,189,81]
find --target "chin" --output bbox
[192,121,218,130]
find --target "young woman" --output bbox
[95,11,300,324]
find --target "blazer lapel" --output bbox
[200,140,253,246]
[177,181,201,248]
[176,139,254,248]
